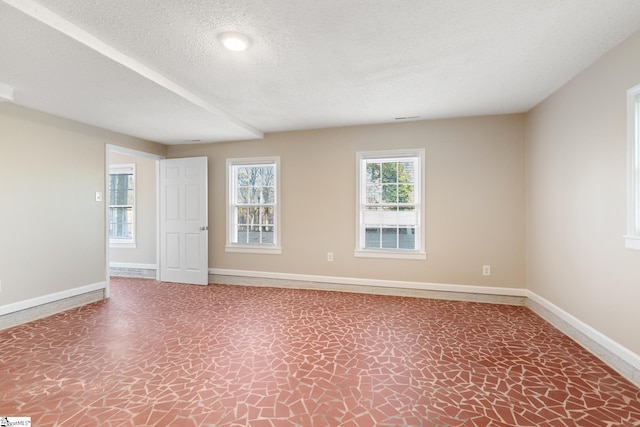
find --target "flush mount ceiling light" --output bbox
[218,32,251,52]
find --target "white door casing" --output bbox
[159,157,208,285]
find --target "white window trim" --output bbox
[355,149,426,260]
[109,163,136,249]
[226,156,282,255]
[625,84,640,250]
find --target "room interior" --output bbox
[1,0,640,424]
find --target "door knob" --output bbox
[200,226,208,231]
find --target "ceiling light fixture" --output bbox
[218,32,251,52]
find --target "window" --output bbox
[626,84,640,250]
[227,157,281,254]
[356,149,426,260]
[109,163,135,248]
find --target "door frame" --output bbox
[105,145,165,297]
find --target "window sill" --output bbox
[226,245,282,255]
[110,241,136,249]
[624,235,640,250]
[354,249,426,260]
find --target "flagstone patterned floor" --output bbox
[1,277,639,426]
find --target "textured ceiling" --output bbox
[2,0,640,144]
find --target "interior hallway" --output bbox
[1,277,639,426]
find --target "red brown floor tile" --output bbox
[1,277,639,426]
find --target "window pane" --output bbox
[237,225,248,243]
[109,173,134,210]
[365,227,381,248]
[108,207,118,225]
[110,173,133,205]
[398,161,414,183]
[249,187,261,204]
[249,167,261,185]
[237,168,250,186]
[110,223,126,238]
[399,226,416,249]
[109,207,132,239]
[261,166,274,186]
[398,184,414,203]
[237,187,249,203]
[237,207,249,225]
[262,187,275,204]
[262,207,274,225]
[254,168,263,186]
[248,225,261,244]
[381,227,398,249]
[381,162,398,183]
[382,184,398,203]
[262,225,274,244]
[366,184,380,204]
[125,189,134,205]
[248,206,260,225]
[366,162,381,185]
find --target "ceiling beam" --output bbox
[1,0,263,139]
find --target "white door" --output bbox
[159,157,208,285]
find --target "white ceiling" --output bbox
[2,0,640,145]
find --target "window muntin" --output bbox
[109,164,135,247]
[227,158,281,254]
[356,150,425,259]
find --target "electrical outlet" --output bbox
[482,265,491,276]
[327,252,334,262]
[95,191,103,202]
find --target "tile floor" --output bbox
[1,277,639,426]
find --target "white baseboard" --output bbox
[0,281,106,316]
[109,263,157,279]
[209,268,527,297]
[109,262,157,269]
[0,281,106,331]
[526,290,640,386]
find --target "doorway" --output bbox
[105,147,209,292]
[106,146,163,293]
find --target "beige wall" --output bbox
[168,114,526,288]
[526,30,640,355]
[0,104,164,306]
[108,152,157,265]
